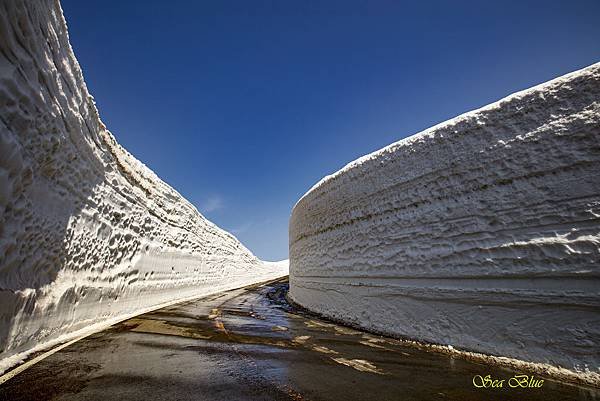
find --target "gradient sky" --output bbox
[61,0,600,261]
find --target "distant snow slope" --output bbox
[289,63,600,377]
[0,0,287,373]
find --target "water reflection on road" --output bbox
[1,278,598,401]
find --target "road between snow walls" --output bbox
[0,0,288,374]
[289,63,600,386]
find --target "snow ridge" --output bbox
[289,63,600,379]
[0,0,287,373]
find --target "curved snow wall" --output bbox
[289,63,600,374]
[0,0,286,371]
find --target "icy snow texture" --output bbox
[289,63,600,373]
[0,0,287,372]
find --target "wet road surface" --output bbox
[1,277,598,401]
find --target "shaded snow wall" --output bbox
[289,63,600,373]
[0,0,287,371]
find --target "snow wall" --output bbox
[289,63,600,375]
[0,0,287,372]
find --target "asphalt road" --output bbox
[1,278,598,401]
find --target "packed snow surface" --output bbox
[0,0,287,373]
[289,63,600,376]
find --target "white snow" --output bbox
[0,0,287,374]
[289,63,600,380]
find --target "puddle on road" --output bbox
[331,357,383,375]
[120,307,297,351]
[359,339,388,350]
[128,318,212,340]
[303,320,335,330]
[271,325,289,332]
[292,335,310,345]
[333,326,362,336]
[311,345,339,355]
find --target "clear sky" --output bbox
[61,0,600,261]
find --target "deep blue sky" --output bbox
[61,0,599,261]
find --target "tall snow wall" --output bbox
[289,63,600,375]
[0,0,287,372]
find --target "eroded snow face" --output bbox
[0,0,287,373]
[289,63,600,377]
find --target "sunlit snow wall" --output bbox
[0,0,287,372]
[289,63,600,375]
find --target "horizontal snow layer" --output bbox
[289,63,600,375]
[0,0,287,373]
